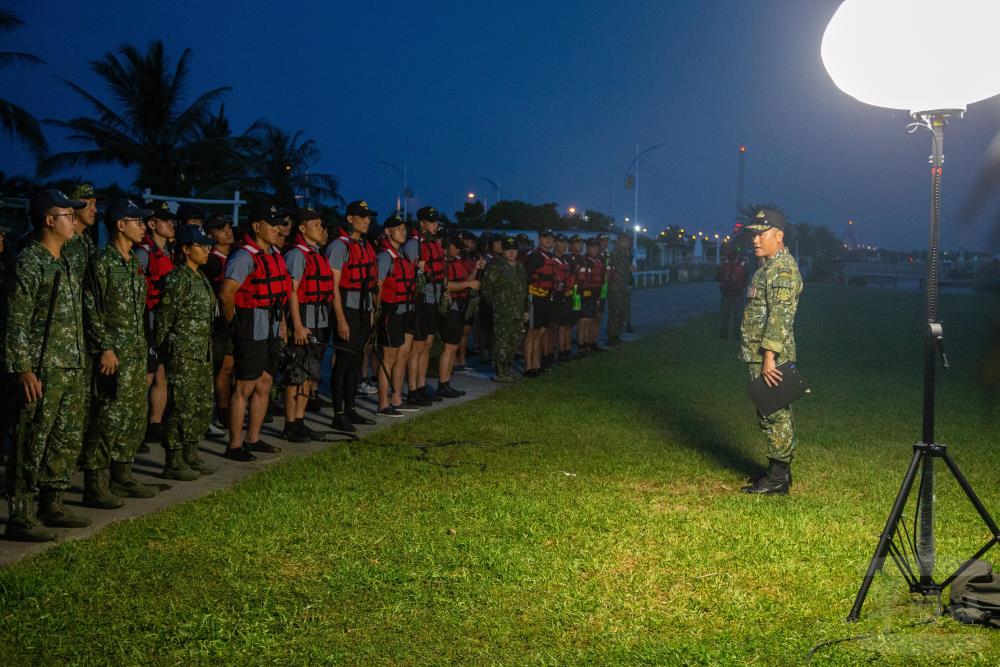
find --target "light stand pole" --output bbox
[624,142,667,241]
[846,111,1000,622]
[378,160,411,221]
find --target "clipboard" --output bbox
[746,361,810,417]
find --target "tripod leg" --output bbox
[847,447,925,621]
[940,450,1000,536]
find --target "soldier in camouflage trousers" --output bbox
[739,209,803,495]
[155,225,217,480]
[606,234,633,345]
[83,200,160,506]
[4,190,91,541]
[480,236,528,382]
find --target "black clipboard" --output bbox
[746,361,810,417]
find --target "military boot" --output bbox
[4,494,56,542]
[183,442,217,475]
[83,469,125,509]
[38,489,92,528]
[162,448,200,481]
[110,462,160,498]
[741,459,790,495]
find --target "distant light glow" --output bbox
[821,0,1000,112]
[467,192,476,199]
[634,224,641,232]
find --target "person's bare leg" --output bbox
[439,343,457,384]
[378,347,398,410]
[149,364,168,424]
[393,336,412,405]
[417,335,434,387]
[246,373,273,442]
[215,354,233,413]
[229,380,255,449]
[296,379,311,420]
[407,340,425,391]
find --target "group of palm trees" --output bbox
[1,9,340,208]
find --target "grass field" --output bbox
[1,285,999,665]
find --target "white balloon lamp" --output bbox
[822,0,1000,624]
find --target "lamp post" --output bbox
[377,160,412,221]
[480,176,502,206]
[822,0,1000,622]
[624,143,667,236]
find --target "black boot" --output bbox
[741,459,790,495]
[38,489,92,528]
[110,462,160,498]
[83,469,125,509]
[4,494,56,542]
[332,412,356,432]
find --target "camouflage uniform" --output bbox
[82,245,147,469]
[4,242,87,522]
[63,231,101,430]
[155,266,215,458]
[739,248,803,463]
[606,239,632,344]
[480,258,527,379]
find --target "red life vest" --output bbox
[138,233,174,309]
[287,234,333,305]
[527,248,557,291]
[446,256,470,300]
[379,244,417,304]
[233,234,292,310]
[578,255,605,290]
[417,235,446,284]
[336,234,377,291]
[559,254,577,294]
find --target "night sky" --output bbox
[3,0,1000,251]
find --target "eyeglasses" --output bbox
[121,217,144,225]
[48,212,75,220]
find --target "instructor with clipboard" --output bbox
[739,208,803,496]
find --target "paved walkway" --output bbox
[0,280,720,566]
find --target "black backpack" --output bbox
[947,560,1000,628]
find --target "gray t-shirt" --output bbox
[402,237,440,304]
[325,238,363,310]
[225,246,282,340]
[285,244,330,329]
[134,244,150,271]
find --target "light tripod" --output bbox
[847,111,1000,621]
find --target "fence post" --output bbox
[233,190,241,226]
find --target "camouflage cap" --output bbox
[501,236,517,250]
[68,183,96,200]
[744,208,786,234]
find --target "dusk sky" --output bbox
[3,0,1000,251]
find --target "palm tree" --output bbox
[238,123,342,208]
[39,40,230,195]
[0,9,47,156]
[184,104,261,197]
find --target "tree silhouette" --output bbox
[0,9,47,156]
[238,123,342,208]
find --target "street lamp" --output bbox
[377,160,412,221]
[624,142,667,236]
[822,0,1000,622]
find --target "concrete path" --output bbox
[0,280,720,566]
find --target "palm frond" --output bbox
[0,97,48,156]
[0,51,45,68]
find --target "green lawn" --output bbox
[2,285,999,666]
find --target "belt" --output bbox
[582,290,593,297]
[528,285,550,297]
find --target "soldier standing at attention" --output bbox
[522,229,558,377]
[155,224,218,480]
[739,208,803,496]
[4,190,90,541]
[327,200,378,432]
[281,208,333,441]
[480,236,528,382]
[606,232,633,346]
[135,201,176,446]
[84,199,160,504]
[402,207,446,405]
[202,214,235,433]
[219,204,291,460]
[374,213,418,416]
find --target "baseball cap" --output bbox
[554,233,568,242]
[586,237,600,247]
[68,183,96,200]
[293,208,322,225]
[416,206,440,223]
[105,199,154,226]
[247,202,287,225]
[382,213,406,230]
[743,208,786,234]
[539,229,554,238]
[146,200,174,221]
[203,213,230,231]
[29,189,86,218]
[176,224,214,246]
[501,236,517,250]
[345,200,376,218]
[176,203,206,222]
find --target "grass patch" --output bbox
[1,285,999,665]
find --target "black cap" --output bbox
[29,189,86,218]
[744,208,786,234]
[203,213,230,231]
[489,233,503,244]
[146,200,174,221]
[501,236,517,251]
[293,208,322,224]
[417,206,440,223]
[345,200,376,218]
[382,213,406,230]
[176,224,214,246]
[586,237,600,246]
[554,233,568,242]
[539,229,554,238]
[105,199,154,226]
[176,203,206,222]
[247,202,287,225]
[569,234,582,243]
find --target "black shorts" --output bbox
[441,308,464,345]
[560,296,580,326]
[413,302,440,342]
[233,337,279,382]
[379,309,413,348]
[335,307,371,355]
[528,295,553,331]
[580,295,598,319]
[211,327,234,373]
[307,327,327,376]
[144,318,161,373]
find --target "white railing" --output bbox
[632,269,670,288]
[142,189,245,223]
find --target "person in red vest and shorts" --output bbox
[374,213,418,417]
